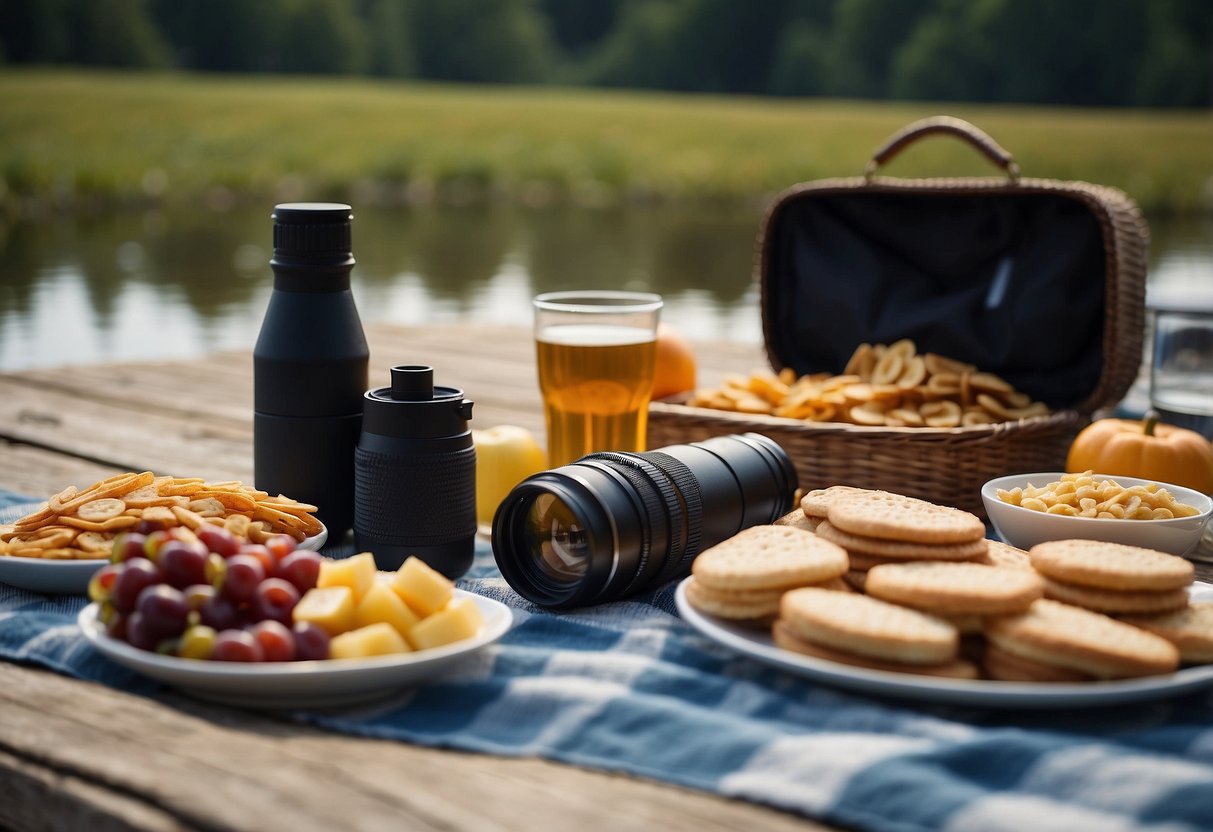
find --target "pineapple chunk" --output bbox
[391,556,453,617]
[293,586,356,637]
[329,622,411,659]
[355,583,421,645]
[410,597,484,650]
[317,552,377,603]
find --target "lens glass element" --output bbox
[523,493,591,586]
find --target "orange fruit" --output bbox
[652,323,697,400]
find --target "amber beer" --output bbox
[533,291,662,468]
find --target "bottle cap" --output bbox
[272,203,352,261]
[362,365,474,440]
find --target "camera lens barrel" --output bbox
[492,432,797,609]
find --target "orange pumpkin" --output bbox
[1066,412,1213,494]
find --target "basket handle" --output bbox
[864,116,1021,183]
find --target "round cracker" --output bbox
[691,525,848,591]
[815,520,987,561]
[1041,576,1190,614]
[985,599,1179,679]
[983,643,1094,683]
[973,540,1032,570]
[772,620,979,679]
[1120,603,1213,664]
[799,485,876,519]
[826,492,985,544]
[686,579,782,623]
[1029,539,1194,591]
[865,561,1044,615]
[779,586,958,665]
[772,508,821,533]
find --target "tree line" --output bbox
[0,0,1209,108]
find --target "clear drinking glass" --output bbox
[1149,307,1213,441]
[533,290,663,468]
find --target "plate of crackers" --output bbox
[677,487,1213,708]
[0,473,325,595]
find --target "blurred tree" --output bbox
[0,0,1208,107]
[411,0,554,83]
[586,0,789,93]
[0,0,165,67]
[768,0,835,96]
[64,0,168,67]
[1133,0,1213,106]
[361,0,416,77]
[151,0,283,72]
[0,0,71,63]
[278,0,368,74]
[540,0,620,56]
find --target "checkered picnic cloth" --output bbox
[3,490,1213,832]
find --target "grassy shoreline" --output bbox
[2,69,1211,216]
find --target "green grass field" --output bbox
[1,69,1210,214]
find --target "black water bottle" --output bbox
[254,203,369,540]
[354,365,476,578]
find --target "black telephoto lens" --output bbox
[491,433,798,609]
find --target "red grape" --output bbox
[292,622,331,661]
[277,550,322,594]
[250,578,300,625]
[198,592,241,631]
[265,534,297,561]
[125,612,159,651]
[88,563,122,603]
[142,529,175,562]
[196,524,241,558]
[243,544,278,578]
[221,554,266,604]
[111,558,162,614]
[211,629,265,662]
[250,620,296,661]
[135,584,190,640]
[158,540,209,589]
[105,612,128,641]
[109,532,148,563]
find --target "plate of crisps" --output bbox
[76,589,512,709]
[676,578,1213,708]
[0,485,327,596]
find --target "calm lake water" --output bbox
[1,203,1211,372]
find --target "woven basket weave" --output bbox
[648,117,1149,518]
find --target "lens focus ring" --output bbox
[583,453,675,596]
[643,451,704,582]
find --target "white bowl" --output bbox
[981,472,1213,557]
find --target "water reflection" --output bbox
[0,203,1209,371]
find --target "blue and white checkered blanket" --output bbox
[3,491,1213,832]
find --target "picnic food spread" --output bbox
[688,485,1212,682]
[685,339,1050,428]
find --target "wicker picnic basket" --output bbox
[648,116,1150,517]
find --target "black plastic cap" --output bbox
[272,203,352,258]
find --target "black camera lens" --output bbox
[492,433,798,609]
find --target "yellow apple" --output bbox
[473,425,547,525]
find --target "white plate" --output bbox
[78,588,512,709]
[675,578,1213,708]
[0,523,327,596]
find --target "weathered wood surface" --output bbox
[0,663,816,832]
[0,322,767,494]
[1,323,827,832]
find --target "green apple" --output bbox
[473,425,548,526]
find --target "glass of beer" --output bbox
[533,290,663,467]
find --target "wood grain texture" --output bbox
[0,663,819,832]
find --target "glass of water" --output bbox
[1149,306,1213,440]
